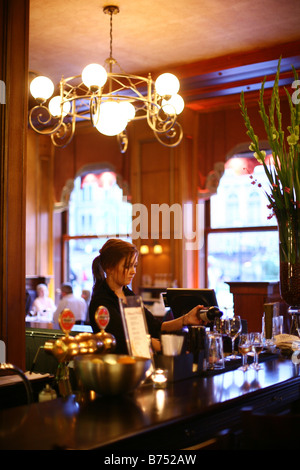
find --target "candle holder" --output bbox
[151,368,168,389]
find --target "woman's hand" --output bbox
[161,305,206,334]
[182,305,205,326]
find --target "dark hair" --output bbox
[92,239,138,287]
[61,282,73,294]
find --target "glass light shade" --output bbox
[153,244,163,254]
[30,76,54,101]
[49,96,71,117]
[162,94,184,115]
[155,73,180,96]
[140,245,149,255]
[119,101,136,121]
[95,101,128,136]
[82,63,107,89]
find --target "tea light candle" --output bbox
[151,368,168,389]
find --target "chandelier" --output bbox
[29,5,184,152]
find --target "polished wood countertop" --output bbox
[0,356,299,450]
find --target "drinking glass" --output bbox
[206,332,225,370]
[213,317,226,334]
[250,332,263,370]
[225,316,241,359]
[238,334,251,371]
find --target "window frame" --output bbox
[204,183,278,288]
[61,169,132,288]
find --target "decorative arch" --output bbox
[198,140,271,200]
[225,140,270,161]
[54,162,130,212]
[198,161,225,200]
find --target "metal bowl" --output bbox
[74,354,152,396]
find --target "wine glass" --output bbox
[238,334,252,371]
[250,332,263,370]
[225,316,241,359]
[213,317,226,334]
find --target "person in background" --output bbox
[31,283,56,315]
[25,290,33,315]
[81,289,91,306]
[53,282,87,325]
[89,238,204,354]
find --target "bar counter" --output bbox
[0,356,299,450]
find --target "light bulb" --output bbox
[162,94,184,115]
[82,63,107,89]
[49,96,71,117]
[119,101,136,121]
[155,73,180,96]
[95,101,128,136]
[30,76,54,101]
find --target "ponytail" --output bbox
[92,255,105,289]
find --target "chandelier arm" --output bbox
[59,77,148,104]
[153,121,183,148]
[103,72,151,102]
[28,104,65,136]
[89,95,100,126]
[117,129,128,154]
[109,72,151,96]
[146,106,178,134]
[100,91,149,103]
[50,100,77,148]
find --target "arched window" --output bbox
[226,193,239,226]
[64,170,132,297]
[248,191,260,226]
[207,151,279,315]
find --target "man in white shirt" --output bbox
[53,283,87,325]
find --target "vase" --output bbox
[278,210,300,336]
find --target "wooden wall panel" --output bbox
[0,0,29,368]
[26,130,54,298]
[129,113,199,291]
[53,123,129,204]
[197,99,291,187]
[39,154,53,277]
[139,141,173,286]
[26,131,38,274]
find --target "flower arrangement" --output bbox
[240,58,300,221]
[240,58,300,307]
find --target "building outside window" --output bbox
[66,171,132,297]
[206,152,279,316]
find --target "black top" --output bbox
[89,280,162,354]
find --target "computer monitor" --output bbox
[165,288,218,319]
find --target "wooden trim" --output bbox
[160,40,300,79]
[0,0,29,369]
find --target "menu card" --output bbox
[119,296,152,359]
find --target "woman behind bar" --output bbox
[89,238,204,354]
